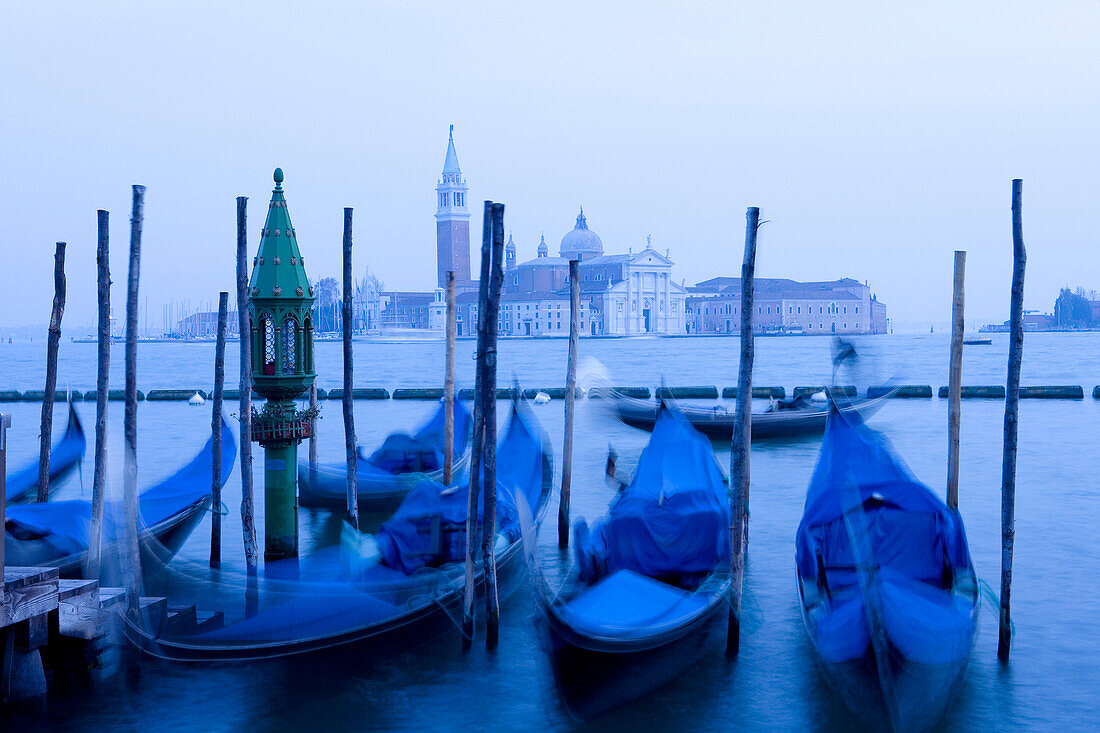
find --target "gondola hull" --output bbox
[798,577,978,732]
[538,574,730,721]
[612,394,889,440]
[5,402,86,504]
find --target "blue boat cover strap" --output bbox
[560,569,710,640]
[574,408,729,583]
[375,408,544,575]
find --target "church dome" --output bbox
[559,207,603,259]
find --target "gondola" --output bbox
[5,400,86,504]
[611,389,891,441]
[535,406,731,720]
[795,410,978,732]
[4,416,235,578]
[297,397,472,516]
[125,401,552,662]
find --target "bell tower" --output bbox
[435,125,472,289]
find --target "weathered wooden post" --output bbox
[1,413,10,569]
[210,291,229,568]
[727,206,759,657]
[463,201,494,649]
[87,212,111,578]
[342,207,359,530]
[559,259,580,549]
[443,271,456,485]
[122,184,145,618]
[236,196,258,574]
[947,251,966,511]
[36,242,66,502]
[309,382,318,490]
[999,179,1026,661]
[482,201,505,648]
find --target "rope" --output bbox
[975,576,1015,638]
[207,500,229,516]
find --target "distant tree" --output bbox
[313,276,340,331]
[1055,287,1092,328]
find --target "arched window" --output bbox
[262,313,276,375]
[281,317,297,375]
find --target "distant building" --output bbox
[981,310,1055,333]
[685,277,888,335]
[435,125,474,291]
[175,311,240,339]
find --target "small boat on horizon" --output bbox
[535,406,731,720]
[795,410,978,731]
[962,336,992,345]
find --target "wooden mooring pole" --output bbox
[342,207,359,530]
[559,259,580,549]
[122,184,145,618]
[210,291,228,568]
[443,271,456,485]
[727,206,759,657]
[463,201,494,649]
[947,251,965,511]
[236,196,259,574]
[482,202,505,648]
[999,179,1026,661]
[86,212,110,578]
[0,413,8,570]
[37,242,66,502]
[309,382,318,490]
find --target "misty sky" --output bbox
[2,1,1097,331]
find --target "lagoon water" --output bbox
[1,333,1098,730]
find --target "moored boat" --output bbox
[535,406,731,720]
[5,400,86,503]
[611,389,890,441]
[125,401,552,662]
[4,415,235,578]
[298,398,471,518]
[795,410,978,732]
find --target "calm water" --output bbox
[2,334,1098,730]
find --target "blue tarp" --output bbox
[5,417,235,558]
[796,413,976,665]
[375,407,546,574]
[361,397,471,474]
[5,403,86,503]
[795,412,970,582]
[574,407,730,584]
[560,569,711,640]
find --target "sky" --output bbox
[2,1,1098,331]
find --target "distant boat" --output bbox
[297,398,472,519]
[535,406,731,720]
[5,401,85,504]
[962,337,992,345]
[610,390,891,441]
[795,411,978,731]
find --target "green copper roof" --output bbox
[249,168,313,304]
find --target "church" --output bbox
[426,128,687,337]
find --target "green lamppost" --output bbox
[248,167,317,563]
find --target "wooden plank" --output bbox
[58,580,103,640]
[1,568,59,628]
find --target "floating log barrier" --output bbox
[22,390,79,402]
[867,385,932,398]
[1094,386,1100,399]
[0,391,22,402]
[937,385,1005,399]
[1019,386,1083,399]
[146,389,208,401]
[793,385,856,398]
[83,389,141,401]
[393,388,443,400]
[457,387,518,400]
[655,385,719,400]
[722,386,785,399]
[522,387,583,400]
[588,386,651,399]
[324,387,387,400]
